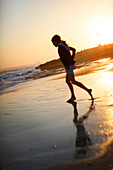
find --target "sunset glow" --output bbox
[1,0,113,70]
[91,16,113,45]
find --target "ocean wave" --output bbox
[0,67,65,93]
[0,67,38,92]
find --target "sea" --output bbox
[0,65,66,94]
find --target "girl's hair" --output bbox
[51,35,61,43]
[51,34,68,46]
[62,40,68,46]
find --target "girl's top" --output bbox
[58,42,76,69]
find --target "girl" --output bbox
[51,35,94,102]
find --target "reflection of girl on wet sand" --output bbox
[70,101,94,154]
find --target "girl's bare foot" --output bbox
[67,96,76,103]
[88,89,94,100]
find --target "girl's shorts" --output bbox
[66,69,74,75]
[65,65,76,75]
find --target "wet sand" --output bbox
[50,139,113,170]
[0,62,113,170]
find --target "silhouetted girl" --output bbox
[51,35,94,102]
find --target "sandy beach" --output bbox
[51,139,113,170]
[0,59,113,170]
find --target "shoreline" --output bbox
[49,138,113,170]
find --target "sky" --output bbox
[0,0,113,70]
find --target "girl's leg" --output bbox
[66,74,76,101]
[71,75,94,100]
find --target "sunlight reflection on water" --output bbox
[97,58,110,63]
[104,71,113,83]
[106,63,113,71]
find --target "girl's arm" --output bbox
[69,47,76,59]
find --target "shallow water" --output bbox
[0,64,113,169]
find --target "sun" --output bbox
[91,16,113,45]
